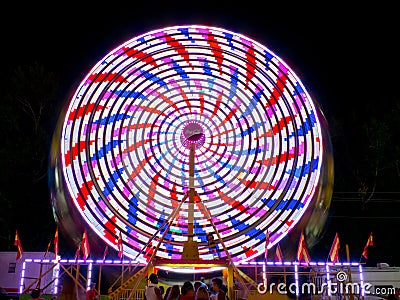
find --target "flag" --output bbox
[54,227,59,259]
[328,233,340,263]
[81,229,90,261]
[14,230,23,260]
[102,245,109,261]
[362,232,374,259]
[265,230,270,261]
[74,242,81,260]
[274,244,283,263]
[296,231,311,263]
[117,232,123,259]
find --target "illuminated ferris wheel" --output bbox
[51,25,332,264]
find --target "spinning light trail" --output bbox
[56,25,326,263]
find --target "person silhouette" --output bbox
[144,273,162,300]
[30,288,45,300]
[210,278,226,300]
[180,281,195,300]
[86,282,98,300]
[195,286,210,300]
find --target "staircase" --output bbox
[107,264,147,300]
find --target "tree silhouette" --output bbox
[358,118,391,207]
[0,62,60,250]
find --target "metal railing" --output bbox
[109,288,144,300]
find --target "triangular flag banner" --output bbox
[82,229,90,261]
[362,232,373,259]
[265,230,270,261]
[274,244,283,263]
[296,231,311,263]
[54,227,59,259]
[117,232,123,259]
[103,245,109,261]
[328,233,340,263]
[14,230,23,260]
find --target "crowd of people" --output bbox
[145,273,229,300]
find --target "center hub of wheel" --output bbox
[181,121,205,149]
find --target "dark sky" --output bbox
[3,3,398,117]
[4,3,399,114]
[2,3,399,265]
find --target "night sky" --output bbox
[1,3,399,266]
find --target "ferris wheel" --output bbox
[52,25,331,264]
